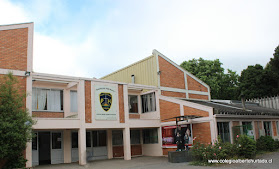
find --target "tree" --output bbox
[0,73,34,168]
[180,58,239,100]
[238,64,275,99]
[265,44,279,95]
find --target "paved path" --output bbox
[35,151,279,169]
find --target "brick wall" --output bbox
[187,75,208,92]
[192,122,211,144]
[118,85,125,123]
[184,106,209,117]
[161,90,186,98]
[272,121,277,137]
[0,28,28,71]
[159,100,180,122]
[85,81,92,123]
[129,114,140,119]
[158,56,185,89]
[113,146,124,157]
[254,121,259,139]
[131,145,142,156]
[163,148,177,155]
[32,111,64,118]
[188,93,209,100]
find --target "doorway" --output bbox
[39,132,51,165]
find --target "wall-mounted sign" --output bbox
[95,85,117,120]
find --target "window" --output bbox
[32,133,37,150]
[162,125,191,146]
[86,132,91,147]
[32,88,63,111]
[52,132,62,149]
[112,130,123,146]
[217,122,230,143]
[141,92,156,113]
[277,121,279,136]
[143,128,158,144]
[130,130,140,144]
[129,95,138,113]
[72,132,78,148]
[92,130,107,147]
[70,91,78,112]
[264,121,272,136]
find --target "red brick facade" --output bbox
[129,113,140,119]
[131,145,142,156]
[158,56,185,89]
[159,100,180,122]
[183,106,209,117]
[272,121,277,136]
[118,85,125,123]
[161,91,186,98]
[0,28,28,71]
[192,122,211,144]
[188,93,209,100]
[85,81,92,123]
[32,111,64,118]
[187,75,208,92]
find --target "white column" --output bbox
[78,80,86,165]
[64,130,71,163]
[25,142,32,168]
[123,127,131,160]
[107,130,113,159]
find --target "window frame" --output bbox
[32,87,64,112]
[141,92,156,113]
[128,95,139,114]
[217,122,231,143]
[143,128,158,144]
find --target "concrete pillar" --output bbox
[64,89,70,117]
[78,80,86,165]
[64,130,71,163]
[123,127,131,160]
[25,142,32,168]
[107,129,113,159]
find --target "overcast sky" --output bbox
[1,0,278,78]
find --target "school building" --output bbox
[1,22,279,168]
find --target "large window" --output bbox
[32,133,37,150]
[52,132,62,149]
[130,130,140,144]
[129,95,138,113]
[143,128,158,144]
[162,125,192,146]
[141,92,156,113]
[112,130,123,146]
[92,130,107,147]
[217,122,230,143]
[70,91,78,112]
[72,132,78,148]
[264,121,272,136]
[276,121,279,136]
[32,88,63,111]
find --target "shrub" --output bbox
[236,135,256,158]
[3,153,27,169]
[256,136,276,152]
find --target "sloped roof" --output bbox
[181,99,279,116]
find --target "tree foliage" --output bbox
[180,58,239,99]
[239,45,279,99]
[0,73,34,168]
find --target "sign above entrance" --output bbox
[95,85,117,120]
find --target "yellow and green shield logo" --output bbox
[99,93,112,111]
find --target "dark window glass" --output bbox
[32,133,37,150]
[52,132,62,149]
[92,131,98,147]
[264,121,271,136]
[129,95,138,113]
[217,122,230,143]
[86,132,91,147]
[130,130,140,144]
[72,132,78,148]
[112,130,123,145]
[143,129,158,144]
[98,130,107,146]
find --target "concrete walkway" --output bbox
[34,151,279,169]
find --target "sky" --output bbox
[0,0,278,78]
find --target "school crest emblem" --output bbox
[99,93,112,111]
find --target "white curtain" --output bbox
[47,90,61,111]
[37,89,47,110]
[32,88,37,110]
[70,91,78,112]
